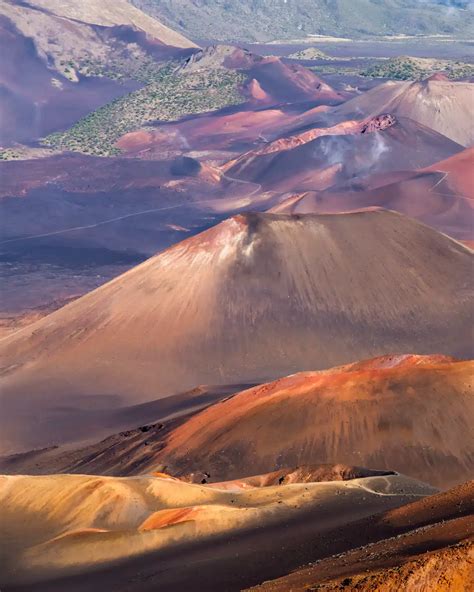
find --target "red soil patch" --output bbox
[139,507,201,531]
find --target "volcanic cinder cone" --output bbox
[0,210,472,453]
[222,116,462,192]
[154,355,474,488]
[336,79,474,146]
[271,147,474,240]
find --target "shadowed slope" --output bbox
[0,471,436,590]
[0,0,195,144]
[249,481,474,592]
[252,540,474,592]
[0,211,472,454]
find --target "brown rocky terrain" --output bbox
[249,481,474,592]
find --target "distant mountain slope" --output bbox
[41,46,342,156]
[130,0,474,42]
[0,210,472,454]
[335,79,474,146]
[0,0,196,145]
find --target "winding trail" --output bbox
[0,174,263,247]
[353,477,427,498]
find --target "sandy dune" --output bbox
[335,79,474,146]
[0,470,436,589]
[0,210,472,454]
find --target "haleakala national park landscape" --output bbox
[0,1,473,591]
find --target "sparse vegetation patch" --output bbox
[362,56,474,80]
[42,65,245,156]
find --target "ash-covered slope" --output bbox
[249,481,474,592]
[336,80,474,146]
[0,210,472,453]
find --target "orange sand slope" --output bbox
[2,355,471,492]
[0,210,472,455]
[155,355,474,488]
[0,470,436,588]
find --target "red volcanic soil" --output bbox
[246,55,344,104]
[181,45,345,105]
[222,118,363,163]
[246,78,270,102]
[116,106,299,154]
[423,146,474,199]
[155,355,474,488]
[116,46,343,158]
[222,116,462,192]
[0,210,472,454]
[272,147,474,240]
[116,103,332,156]
[139,506,203,531]
[426,72,451,82]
